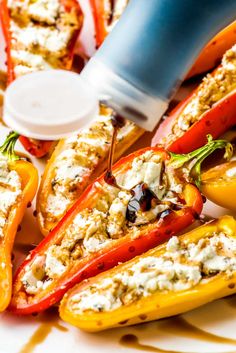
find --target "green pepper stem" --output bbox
[0,131,20,161]
[169,135,233,187]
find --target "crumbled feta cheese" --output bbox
[12,50,52,77]
[22,269,43,295]
[28,0,60,25]
[14,64,38,77]
[107,191,131,237]
[45,246,67,278]
[11,22,71,56]
[117,151,164,199]
[46,193,71,217]
[166,236,179,252]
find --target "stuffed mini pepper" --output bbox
[0,0,83,157]
[0,132,38,311]
[60,216,236,331]
[9,136,231,314]
[152,44,236,153]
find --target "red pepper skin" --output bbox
[0,0,83,158]
[152,89,236,154]
[9,147,203,315]
[18,137,54,159]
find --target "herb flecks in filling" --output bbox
[22,150,183,295]
[0,153,22,238]
[69,232,236,314]
[162,44,236,145]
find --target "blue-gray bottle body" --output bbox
[82,0,236,130]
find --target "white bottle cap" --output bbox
[3,70,99,140]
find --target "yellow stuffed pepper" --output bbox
[60,215,236,331]
[0,132,38,311]
[202,160,236,211]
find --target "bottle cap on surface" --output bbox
[3,70,99,140]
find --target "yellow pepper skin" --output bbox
[60,216,236,332]
[201,161,236,211]
[0,159,38,312]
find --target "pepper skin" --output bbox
[201,160,236,211]
[0,133,38,311]
[0,0,83,157]
[187,21,236,78]
[152,46,236,154]
[60,216,236,332]
[9,137,231,314]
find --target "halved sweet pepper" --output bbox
[89,0,129,47]
[0,0,83,157]
[152,44,236,154]
[201,160,236,211]
[0,132,38,311]
[60,215,236,332]
[9,137,232,314]
[36,106,144,236]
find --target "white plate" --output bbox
[0,122,236,353]
[1,2,236,352]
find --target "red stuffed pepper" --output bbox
[9,136,232,314]
[0,0,83,157]
[152,44,236,154]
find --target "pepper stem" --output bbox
[169,135,233,187]
[0,131,20,161]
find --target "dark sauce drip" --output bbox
[120,316,236,353]
[126,183,159,223]
[104,114,125,188]
[104,111,187,224]
[19,308,68,353]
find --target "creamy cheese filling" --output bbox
[0,154,22,238]
[8,0,61,24]
[162,44,236,145]
[10,22,71,56]
[11,49,52,77]
[45,115,136,221]
[22,150,183,295]
[69,232,236,313]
